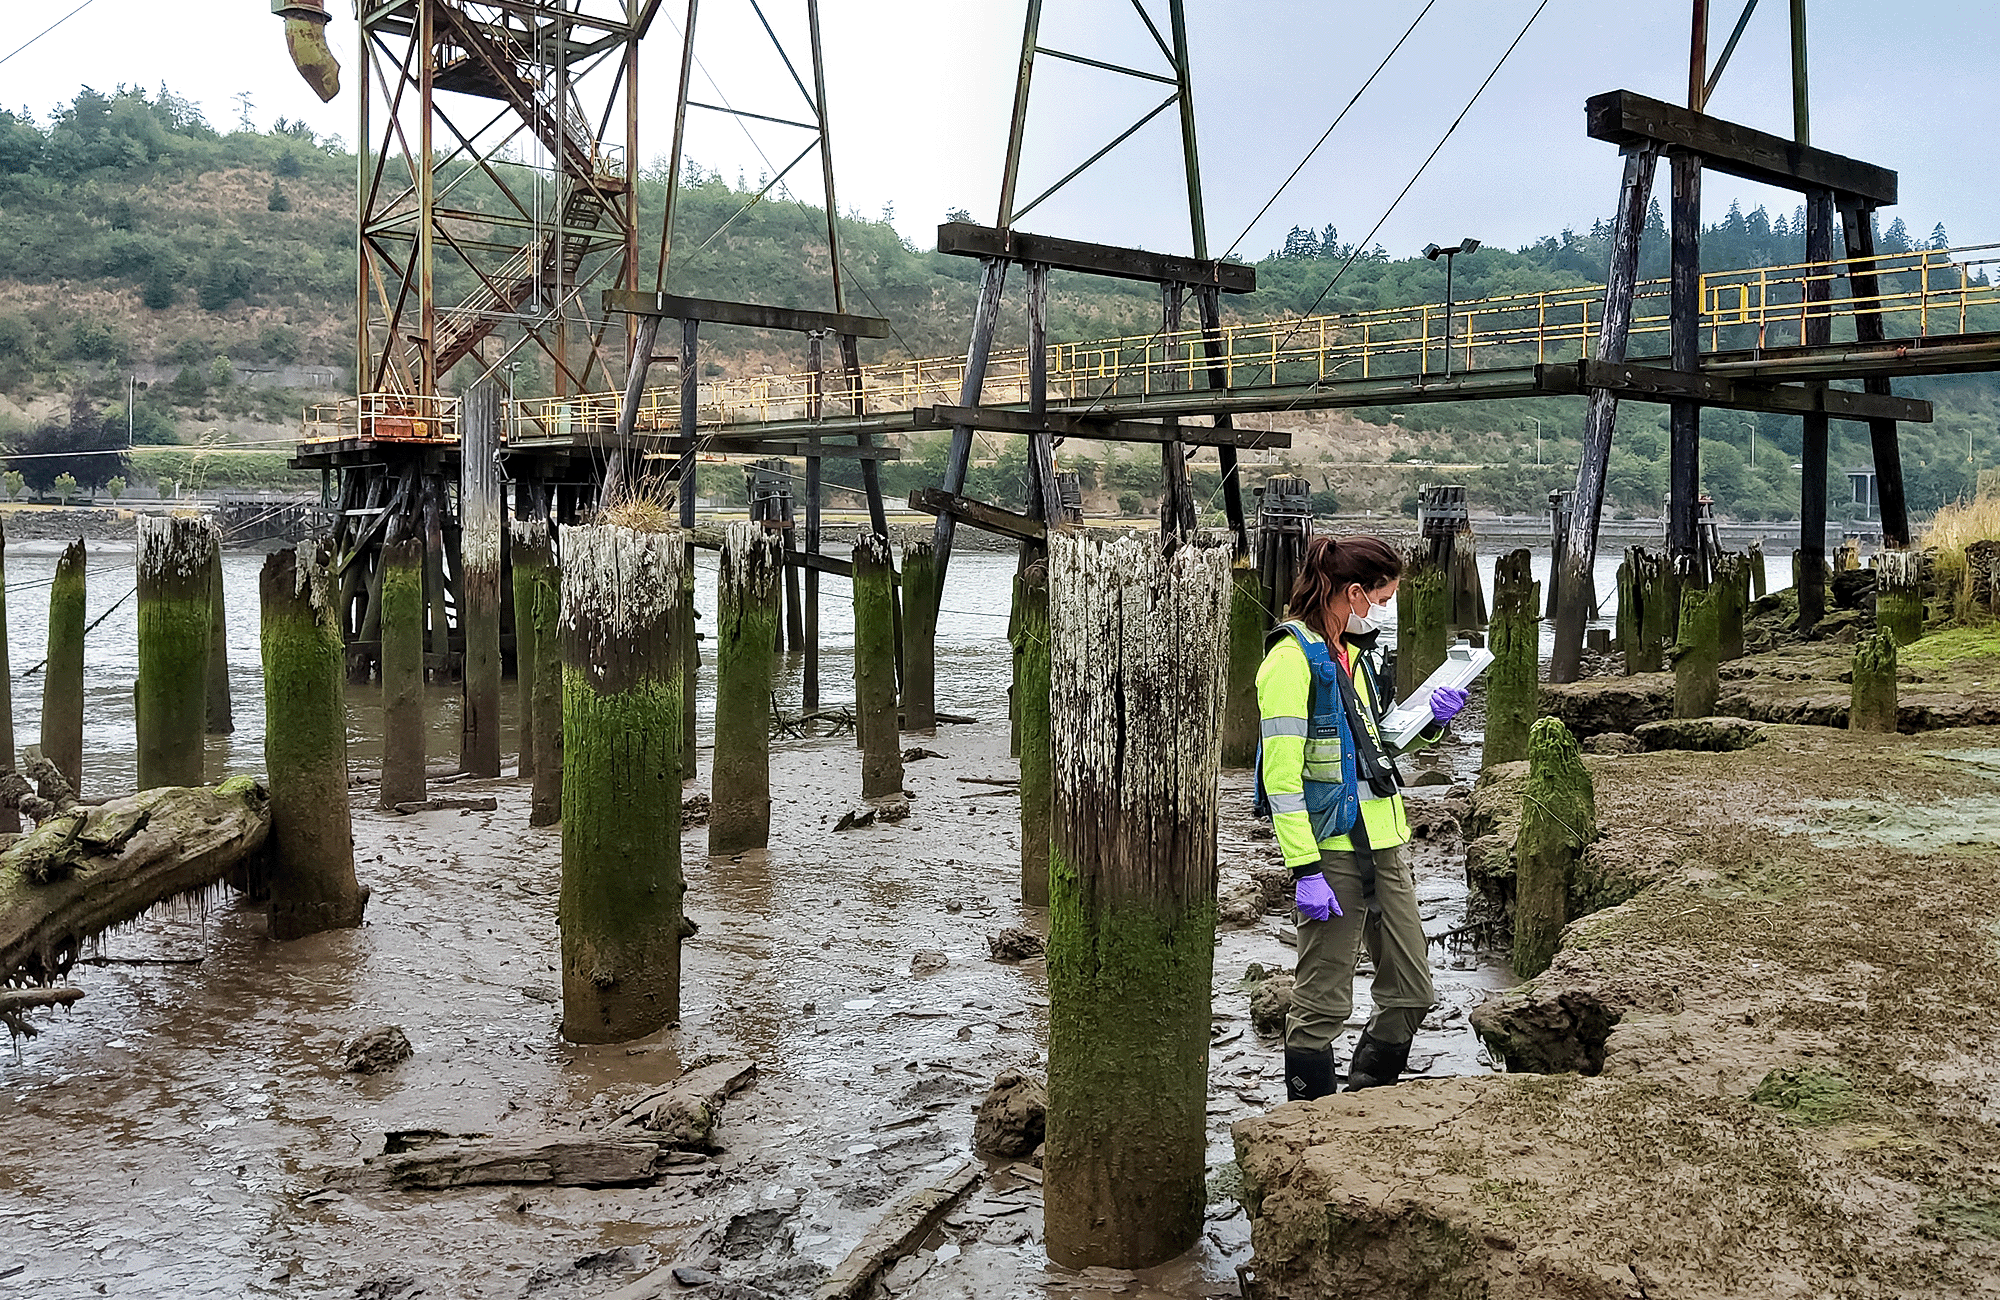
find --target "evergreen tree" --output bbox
[1882,217,1912,253]
[1928,222,1950,251]
[1281,225,1320,259]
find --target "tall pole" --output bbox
[806,0,845,312]
[996,0,1045,227]
[1789,0,1810,145]
[1688,0,1710,111]
[654,0,699,291]
[1167,0,1207,258]
[1443,250,1456,380]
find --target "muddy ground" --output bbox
[1233,721,2000,1299]
[1,700,1510,1299]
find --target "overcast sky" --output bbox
[5,0,1994,262]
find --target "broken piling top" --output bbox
[1511,716,1598,981]
[138,512,219,584]
[717,519,783,608]
[559,523,687,686]
[1045,530,1233,893]
[1524,717,1597,850]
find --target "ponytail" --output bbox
[1289,534,1401,636]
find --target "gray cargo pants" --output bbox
[1285,845,1436,1052]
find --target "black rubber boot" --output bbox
[1345,1031,1412,1091]
[1283,1045,1339,1102]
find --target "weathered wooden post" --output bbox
[1672,567,1720,719]
[1511,717,1597,979]
[853,534,903,800]
[1221,553,1265,769]
[204,538,233,735]
[559,523,689,1043]
[1614,553,1638,676]
[1874,550,1923,646]
[1395,545,1447,702]
[900,540,938,734]
[710,523,781,854]
[522,523,563,827]
[459,381,504,776]
[1851,630,1898,733]
[680,551,699,784]
[260,544,369,939]
[511,521,539,781]
[378,536,427,809]
[1017,561,1052,907]
[1637,550,1672,674]
[1483,548,1539,769]
[0,521,14,832]
[1715,553,1746,662]
[1748,539,1768,599]
[136,515,215,790]
[1044,533,1230,1270]
[42,539,85,796]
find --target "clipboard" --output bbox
[1378,641,1494,749]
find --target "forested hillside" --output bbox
[0,84,1992,521]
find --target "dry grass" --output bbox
[1920,491,2000,621]
[595,473,680,533]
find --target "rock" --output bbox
[612,1059,759,1151]
[672,1265,720,1286]
[876,795,912,823]
[681,793,712,827]
[1633,716,1769,753]
[1410,769,1454,787]
[880,1250,933,1293]
[721,1193,799,1259]
[910,949,948,976]
[342,1025,412,1074]
[902,747,943,762]
[972,1067,1046,1157]
[1581,732,1641,755]
[833,806,876,832]
[1251,865,1295,913]
[1248,974,1295,1038]
[987,926,1044,961]
[1217,884,1264,927]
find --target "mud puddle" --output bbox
[2,702,1509,1300]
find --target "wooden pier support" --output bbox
[710,523,781,855]
[1395,546,1447,703]
[512,523,539,782]
[42,540,84,796]
[1016,562,1051,908]
[1220,555,1265,770]
[680,549,698,785]
[0,522,14,833]
[204,540,233,736]
[136,516,215,790]
[1850,630,1898,732]
[1672,565,1720,719]
[1511,717,1596,979]
[1715,553,1746,662]
[1632,549,1670,675]
[514,521,562,828]
[558,524,689,1043]
[1043,533,1230,1270]
[379,537,427,809]
[1483,549,1539,769]
[1874,551,1923,646]
[1614,553,1638,675]
[1748,539,1768,599]
[853,535,903,801]
[901,541,938,735]
[459,382,504,777]
[259,544,368,939]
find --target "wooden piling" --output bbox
[1748,539,1768,599]
[260,544,368,939]
[42,540,84,796]
[1043,533,1229,1270]
[852,535,903,801]
[1636,550,1671,674]
[1874,550,1923,646]
[136,515,215,790]
[900,540,939,735]
[378,536,427,809]
[523,524,563,828]
[1395,546,1447,703]
[1614,553,1638,676]
[423,479,451,672]
[710,523,781,855]
[459,382,504,776]
[511,522,539,781]
[204,540,233,735]
[1221,556,1265,770]
[1672,567,1719,719]
[1483,549,1539,770]
[1511,717,1597,980]
[1850,630,1898,733]
[1715,553,1746,662]
[558,523,688,1043]
[680,549,699,784]
[1016,562,1051,908]
[0,522,14,832]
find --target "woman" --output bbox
[1255,535,1465,1101]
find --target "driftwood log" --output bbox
[0,776,272,986]
[0,984,83,1038]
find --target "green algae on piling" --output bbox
[136,515,215,790]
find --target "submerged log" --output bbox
[326,1135,689,1192]
[0,777,271,985]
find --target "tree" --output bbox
[945,206,972,224]
[3,472,23,501]
[104,475,126,502]
[52,473,78,505]
[208,354,234,389]
[1928,222,1950,251]
[8,391,130,492]
[266,182,291,212]
[1281,225,1320,259]
[1881,218,1912,253]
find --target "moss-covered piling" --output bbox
[900,541,938,734]
[1483,548,1540,769]
[1395,547,1447,703]
[523,524,563,827]
[680,547,699,784]
[1715,553,1746,662]
[1636,549,1671,674]
[710,523,781,854]
[511,524,539,781]
[1672,568,1720,719]
[1851,630,1899,732]
[1748,539,1768,598]
[378,537,427,809]
[1016,562,1052,908]
[1510,718,1597,979]
[1614,554,1638,676]
[259,544,368,939]
[1874,550,1924,646]
[852,535,903,800]
[136,516,215,790]
[559,523,688,1043]
[1044,533,1230,1270]
[1221,556,1266,769]
[204,539,233,735]
[41,540,84,796]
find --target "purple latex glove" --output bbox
[1295,873,1342,922]
[1429,686,1467,725]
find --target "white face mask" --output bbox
[1346,591,1381,635]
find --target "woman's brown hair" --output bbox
[1289,535,1401,635]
